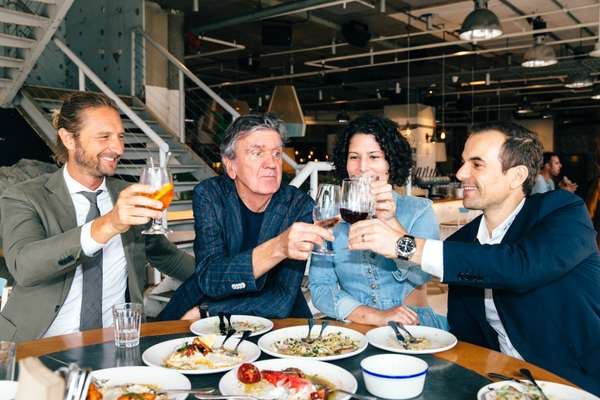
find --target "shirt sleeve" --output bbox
[421,239,444,280]
[80,220,104,256]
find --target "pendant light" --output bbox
[401,19,412,137]
[590,2,600,57]
[522,17,557,68]
[459,0,503,42]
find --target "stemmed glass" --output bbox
[340,176,375,224]
[312,184,341,256]
[139,165,174,235]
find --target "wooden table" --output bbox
[16,318,575,398]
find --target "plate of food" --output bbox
[141,335,261,375]
[219,358,358,400]
[190,315,273,337]
[257,325,367,361]
[366,325,457,354]
[88,366,191,400]
[477,380,600,400]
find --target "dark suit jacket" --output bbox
[446,190,600,395]
[160,175,314,320]
[0,168,195,342]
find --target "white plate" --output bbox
[219,358,358,400]
[91,366,191,400]
[190,315,273,337]
[0,381,17,400]
[258,325,368,361]
[477,380,600,400]
[366,325,457,354]
[142,335,261,375]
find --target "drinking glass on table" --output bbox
[139,164,174,235]
[340,176,375,224]
[312,184,341,256]
[112,302,142,348]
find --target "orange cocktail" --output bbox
[144,182,174,210]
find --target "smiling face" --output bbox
[346,133,390,182]
[456,130,527,214]
[223,128,283,205]
[59,106,124,188]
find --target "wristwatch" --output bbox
[395,234,416,260]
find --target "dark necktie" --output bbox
[79,190,103,330]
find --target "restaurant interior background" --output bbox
[0,0,599,233]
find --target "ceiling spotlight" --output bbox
[459,0,503,42]
[516,97,533,115]
[541,105,553,119]
[590,41,600,58]
[565,71,594,89]
[591,86,600,100]
[522,17,557,68]
[336,111,350,123]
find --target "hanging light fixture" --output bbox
[401,19,412,137]
[336,111,350,123]
[459,0,503,42]
[565,71,594,89]
[437,53,447,142]
[522,17,557,68]
[541,104,553,119]
[591,86,600,100]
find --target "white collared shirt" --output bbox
[422,198,526,359]
[43,166,128,338]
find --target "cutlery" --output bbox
[395,321,419,344]
[387,321,407,348]
[302,317,315,343]
[519,368,550,400]
[216,328,237,352]
[157,387,217,396]
[224,312,233,332]
[316,319,329,340]
[487,372,530,386]
[193,394,277,400]
[225,330,251,356]
[217,312,226,335]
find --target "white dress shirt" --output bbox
[43,166,128,337]
[422,199,526,359]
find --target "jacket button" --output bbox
[54,305,60,313]
[370,283,377,289]
[368,268,373,274]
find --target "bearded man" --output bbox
[0,92,194,341]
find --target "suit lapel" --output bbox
[106,179,136,275]
[44,168,78,305]
[258,189,286,244]
[223,178,243,254]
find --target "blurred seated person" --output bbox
[532,152,577,194]
[309,114,447,329]
[159,113,331,320]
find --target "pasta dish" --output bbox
[273,332,359,357]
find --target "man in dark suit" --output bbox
[348,121,600,395]
[0,92,194,341]
[160,113,331,320]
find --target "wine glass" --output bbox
[139,165,174,235]
[340,177,375,224]
[312,184,341,256]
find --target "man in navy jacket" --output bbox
[160,113,332,320]
[348,121,600,395]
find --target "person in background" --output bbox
[532,151,577,194]
[309,114,447,329]
[0,92,194,342]
[159,113,331,320]
[347,121,600,395]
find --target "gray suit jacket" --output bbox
[0,168,195,342]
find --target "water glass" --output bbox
[112,302,142,348]
[0,341,15,381]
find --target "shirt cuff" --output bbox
[337,295,363,321]
[80,221,104,256]
[421,239,444,280]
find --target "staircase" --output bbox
[16,85,215,235]
[0,0,74,107]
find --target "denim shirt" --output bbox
[309,193,448,329]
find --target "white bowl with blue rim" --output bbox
[360,354,428,399]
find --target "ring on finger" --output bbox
[362,233,366,242]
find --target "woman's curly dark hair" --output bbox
[333,114,413,185]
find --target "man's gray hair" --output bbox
[220,113,287,160]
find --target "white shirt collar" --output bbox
[63,164,108,195]
[478,198,526,244]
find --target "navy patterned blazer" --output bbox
[160,175,314,320]
[446,190,600,395]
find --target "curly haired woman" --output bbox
[309,114,448,329]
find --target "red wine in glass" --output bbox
[340,208,369,224]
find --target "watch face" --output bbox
[399,237,416,253]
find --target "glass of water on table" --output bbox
[112,302,142,348]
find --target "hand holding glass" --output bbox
[312,184,341,256]
[139,165,174,235]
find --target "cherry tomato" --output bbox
[237,363,261,384]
